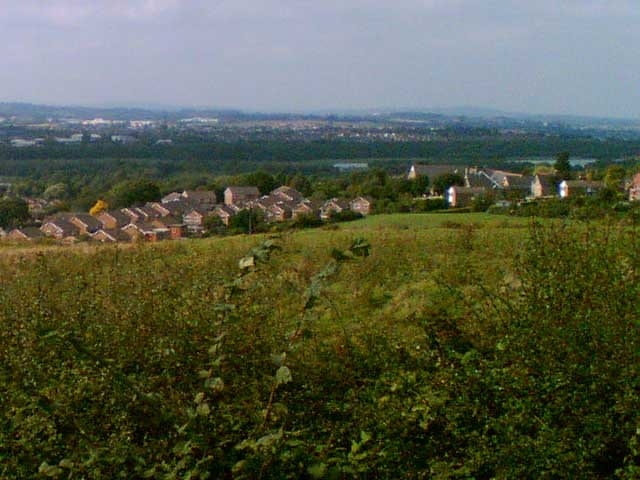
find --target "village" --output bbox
[1,184,373,243]
[2,162,640,244]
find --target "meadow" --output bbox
[1,213,638,478]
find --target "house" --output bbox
[134,206,160,220]
[150,199,192,217]
[169,224,187,239]
[264,202,292,223]
[270,186,305,204]
[161,192,183,203]
[485,169,523,186]
[628,173,640,201]
[96,210,130,230]
[531,174,555,198]
[121,207,144,223]
[464,168,502,189]
[70,214,103,235]
[183,208,208,228]
[558,180,604,198]
[121,222,168,242]
[41,219,80,240]
[181,190,217,207]
[350,196,374,216]
[6,227,45,241]
[501,175,534,199]
[320,198,351,220]
[224,186,260,206]
[148,202,172,217]
[91,229,129,243]
[446,186,487,207]
[212,205,237,226]
[407,164,464,181]
[292,200,322,220]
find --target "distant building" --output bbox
[446,186,487,207]
[407,164,464,181]
[558,180,604,198]
[111,135,136,144]
[531,174,555,198]
[333,163,369,172]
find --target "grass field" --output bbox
[1,213,638,478]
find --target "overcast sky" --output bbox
[1,0,638,117]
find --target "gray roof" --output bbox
[183,190,217,204]
[225,186,260,195]
[409,164,465,178]
[71,213,103,232]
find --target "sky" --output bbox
[0,0,639,117]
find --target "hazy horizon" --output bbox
[2,1,638,118]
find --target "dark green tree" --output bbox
[240,171,277,195]
[432,173,465,195]
[108,179,161,208]
[228,208,265,234]
[287,174,313,197]
[0,197,30,228]
[554,151,572,180]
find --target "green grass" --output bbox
[0,213,638,478]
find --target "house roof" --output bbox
[466,170,501,189]
[271,186,305,203]
[225,186,260,196]
[8,227,44,240]
[504,175,534,189]
[214,205,237,217]
[71,213,103,231]
[409,164,465,179]
[324,198,350,209]
[351,196,374,204]
[41,219,79,238]
[449,186,487,194]
[156,199,192,216]
[161,192,183,203]
[99,210,130,226]
[92,228,130,242]
[135,206,160,219]
[182,190,217,204]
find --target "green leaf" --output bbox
[255,430,283,448]
[205,377,224,393]
[275,366,292,385]
[196,402,210,417]
[307,462,327,478]
[38,462,63,477]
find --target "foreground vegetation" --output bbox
[1,214,638,478]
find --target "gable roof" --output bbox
[41,219,79,238]
[271,186,305,203]
[71,213,103,232]
[409,164,465,179]
[7,227,44,240]
[98,210,130,226]
[161,192,183,203]
[225,186,260,196]
[182,190,217,204]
